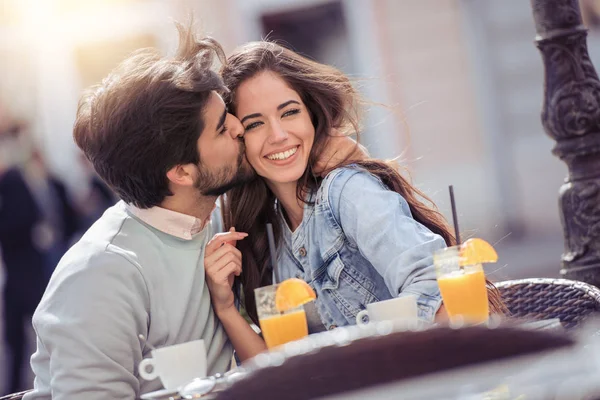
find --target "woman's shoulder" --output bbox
[316,165,390,219]
[320,165,386,196]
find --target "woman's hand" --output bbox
[204,228,248,314]
[435,303,449,323]
[205,228,268,360]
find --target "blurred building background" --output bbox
[1,0,600,393]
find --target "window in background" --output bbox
[260,1,354,74]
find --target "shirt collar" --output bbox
[125,203,215,240]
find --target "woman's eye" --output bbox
[282,109,300,118]
[245,121,262,131]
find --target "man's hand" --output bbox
[204,228,248,314]
[313,131,369,177]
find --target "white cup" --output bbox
[356,295,418,326]
[138,339,207,390]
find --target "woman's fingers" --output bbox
[206,229,247,255]
[205,249,242,284]
[206,251,241,272]
[226,227,237,247]
[205,244,242,268]
[215,262,243,281]
[209,261,242,286]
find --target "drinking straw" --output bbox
[266,223,281,283]
[449,185,461,245]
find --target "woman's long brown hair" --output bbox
[220,42,505,325]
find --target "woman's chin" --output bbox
[256,160,308,187]
[262,171,306,186]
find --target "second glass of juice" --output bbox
[255,284,309,349]
[434,246,489,324]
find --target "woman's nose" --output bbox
[268,122,288,143]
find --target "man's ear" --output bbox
[166,164,197,187]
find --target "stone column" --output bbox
[531,0,600,286]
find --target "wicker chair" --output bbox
[496,278,600,329]
[0,391,29,400]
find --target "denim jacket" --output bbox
[276,166,446,330]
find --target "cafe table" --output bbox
[211,318,600,400]
[142,314,594,400]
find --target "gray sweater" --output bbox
[24,202,233,399]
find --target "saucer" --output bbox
[140,387,180,399]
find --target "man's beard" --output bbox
[194,143,255,197]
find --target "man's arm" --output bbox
[313,133,369,177]
[29,250,149,399]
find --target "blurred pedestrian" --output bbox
[0,110,78,393]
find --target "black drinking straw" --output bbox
[449,185,461,245]
[266,223,281,284]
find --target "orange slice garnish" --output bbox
[460,238,498,266]
[275,278,317,312]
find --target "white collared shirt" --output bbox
[126,203,215,240]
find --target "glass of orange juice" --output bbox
[255,284,309,349]
[434,246,489,324]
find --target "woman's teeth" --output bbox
[267,146,298,161]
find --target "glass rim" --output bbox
[433,246,485,269]
[254,283,305,318]
[254,283,279,295]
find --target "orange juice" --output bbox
[437,265,489,324]
[259,310,308,349]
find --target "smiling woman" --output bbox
[236,71,315,190]
[218,41,505,345]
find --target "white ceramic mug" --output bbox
[356,295,418,326]
[138,339,207,390]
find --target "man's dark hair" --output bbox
[73,23,227,208]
